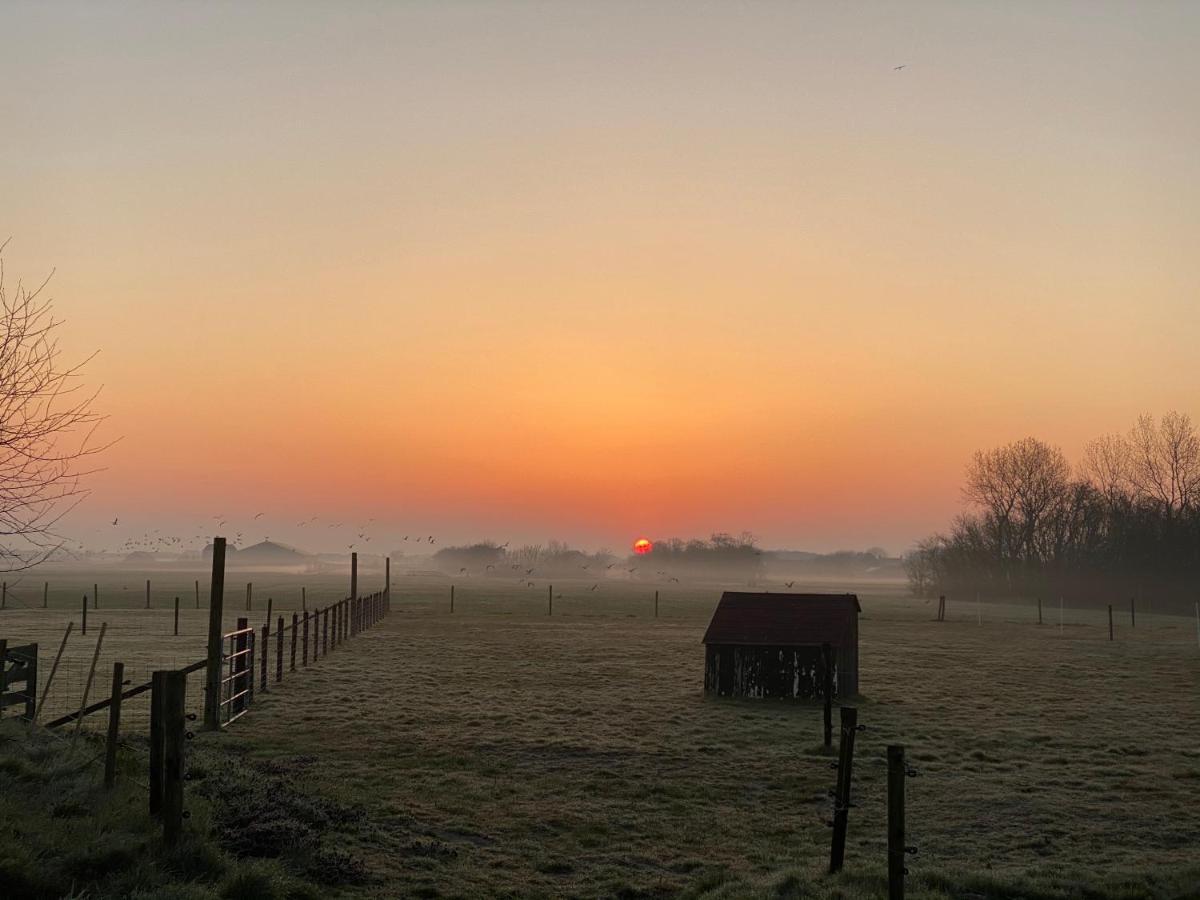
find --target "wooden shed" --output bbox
[702,592,860,699]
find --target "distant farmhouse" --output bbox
[230,540,311,568]
[702,592,860,699]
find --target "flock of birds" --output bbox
[71,514,416,558]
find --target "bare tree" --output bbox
[963,437,1070,566]
[1081,432,1131,501]
[0,243,106,570]
[1126,412,1200,515]
[903,536,940,597]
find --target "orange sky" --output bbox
[2,3,1197,554]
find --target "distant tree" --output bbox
[432,542,505,574]
[1126,412,1200,514]
[903,537,940,597]
[964,437,1070,571]
[0,244,105,570]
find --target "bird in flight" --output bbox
[254,513,264,520]
[589,584,598,591]
[785,581,795,588]
[111,517,119,526]
[893,64,907,70]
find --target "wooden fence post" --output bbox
[72,623,107,740]
[260,623,269,692]
[302,611,309,666]
[1130,596,1135,628]
[887,745,907,900]
[82,595,88,635]
[829,705,859,874]
[1108,604,1114,641]
[43,582,47,608]
[35,622,73,722]
[655,590,659,618]
[3,581,7,609]
[195,579,200,609]
[322,607,329,656]
[301,586,306,612]
[162,670,187,847]
[276,616,284,683]
[103,662,124,788]
[203,537,227,731]
[821,642,834,749]
[246,583,252,611]
[94,583,99,609]
[174,597,180,636]
[149,670,166,815]
[450,585,455,614]
[266,597,273,629]
[290,613,298,671]
[146,579,151,609]
[0,639,6,720]
[548,584,553,616]
[350,552,358,618]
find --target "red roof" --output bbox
[701,592,860,646]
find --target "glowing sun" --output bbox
[633,538,653,555]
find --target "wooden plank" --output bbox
[161,670,187,846]
[73,625,107,739]
[36,624,73,724]
[104,662,124,788]
[887,745,906,900]
[829,705,859,873]
[203,537,227,730]
[149,671,166,816]
[260,623,269,693]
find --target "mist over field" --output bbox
[3,3,1199,900]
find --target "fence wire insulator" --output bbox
[905,846,919,855]
[182,810,191,819]
[186,713,197,721]
[828,761,840,770]
[906,767,920,777]
[185,731,194,740]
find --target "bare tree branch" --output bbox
[0,244,110,571]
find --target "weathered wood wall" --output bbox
[704,644,855,699]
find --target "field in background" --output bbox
[3,569,1198,896]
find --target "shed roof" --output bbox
[701,592,860,647]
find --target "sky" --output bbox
[1,2,1197,556]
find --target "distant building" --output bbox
[230,540,310,567]
[701,592,860,699]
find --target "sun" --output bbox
[633,538,653,555]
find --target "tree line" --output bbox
[906,412,1200,612]
[432,533,765,580]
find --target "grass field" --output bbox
[3,570,1199,897]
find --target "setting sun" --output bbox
[633,538,653,555]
